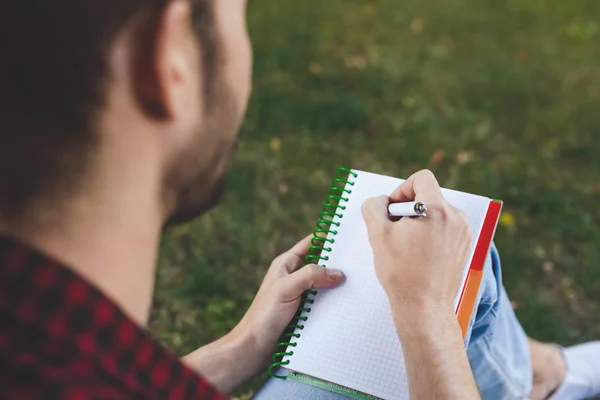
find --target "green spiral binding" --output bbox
[268,167,358,379]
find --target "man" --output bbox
[0,0,598,399]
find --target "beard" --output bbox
[164,174,227,226]
[162,75,242,227]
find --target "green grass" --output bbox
[150,0,600,394]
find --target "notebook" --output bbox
[268,168,503,400]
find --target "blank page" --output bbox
[284,170,491,400]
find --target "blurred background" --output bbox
[150,0,600,395]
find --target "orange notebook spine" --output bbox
[456,200,503,338]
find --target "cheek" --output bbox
[215,0,252,110]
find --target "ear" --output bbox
[135,0,198,120]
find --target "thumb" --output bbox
[362,195,391,237]
[276,265,344,302]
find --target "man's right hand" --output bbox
[361,169,473,329]
[362,170,481,399]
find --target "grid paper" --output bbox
[284,170,491,400]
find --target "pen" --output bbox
[388,202,428,218]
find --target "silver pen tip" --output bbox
[415,202,427,214]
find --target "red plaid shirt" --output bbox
[0,236,227,400]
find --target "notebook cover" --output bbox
[455,199,503,337]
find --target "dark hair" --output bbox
[0,0,216,223]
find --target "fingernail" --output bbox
[326,269,345,282]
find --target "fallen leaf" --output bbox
[475,120,491,138]
[456,151,473,165]
[431,150,445,166]
[278,183,290,195]
[363,3,376,15]
[534,246,546,259]
[410,17,425,34]
[344,55,368,69]
[542,138,558,157]
[499,212,515,228]
[269,137,282,152]
[308,62,324,75]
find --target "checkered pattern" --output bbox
[0,237,227,400]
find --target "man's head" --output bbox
[0,0,251,228]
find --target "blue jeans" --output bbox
[253,246,533,400]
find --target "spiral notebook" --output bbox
[268,168,503,400]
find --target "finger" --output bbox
[287,234,314,261]
[361,195,391,237]
[276,265,344,302]
[389,169,444,204]
[265,235,313,283]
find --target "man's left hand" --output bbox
[183,235,344,394]
[234,234,345,366]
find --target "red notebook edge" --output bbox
[456,200,503,338]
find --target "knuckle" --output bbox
[361,200,370,214]
[362,198,376,214]
[429,201,450,220]
[305,264,320,281]
[445,204,459,218]
[416,169,437,184]
[456,209,469,224]
[271,253,286,267]
[418,169,435,179]
[271,282,286,299]
[451,209,472,238]
[466,225,474,240]
[426,201,443,214]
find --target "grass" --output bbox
[150,0,600,394]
